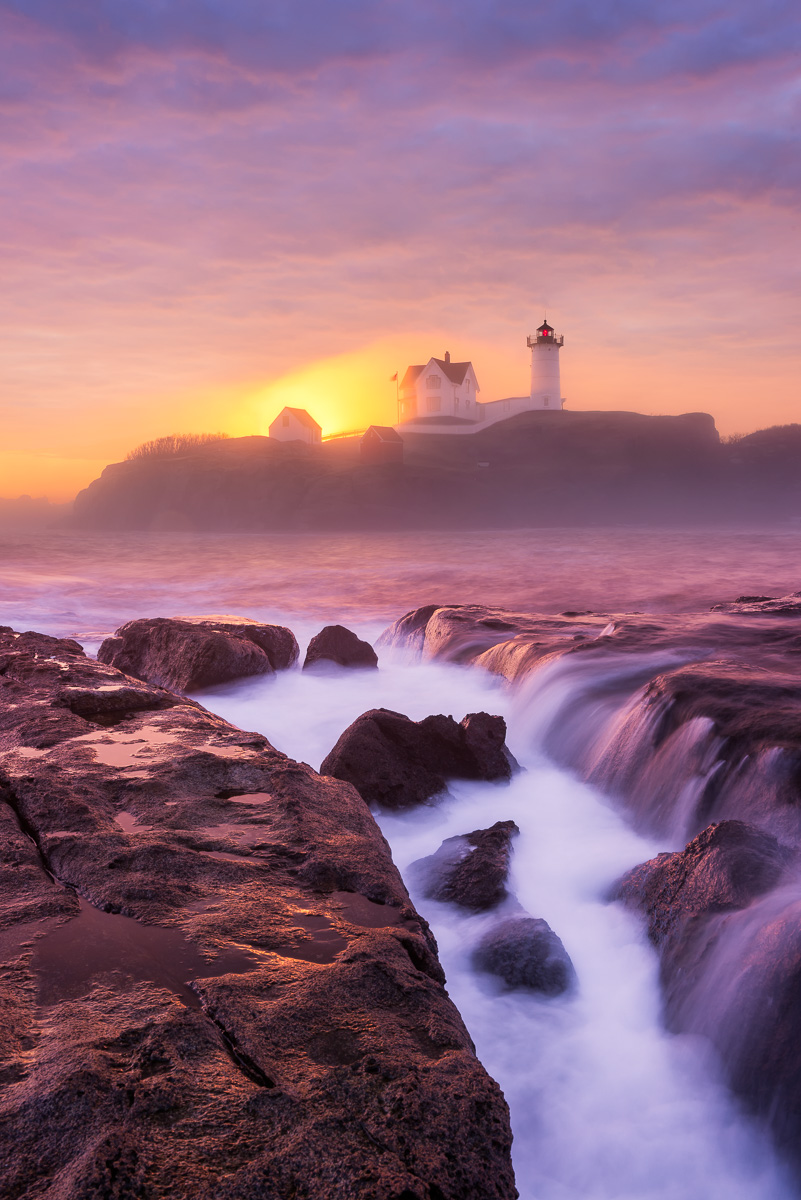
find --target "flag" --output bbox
[390,372,398,382]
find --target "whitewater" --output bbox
[2,526,800,1196]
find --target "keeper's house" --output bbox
[398,352,480,425]
[269,407,322,445]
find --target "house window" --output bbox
[426,375,441,390]
[454,396,460,410]
[466,379,470,392]
[544,397,550,407]
[426,395,441,413]
[282,413,290,427]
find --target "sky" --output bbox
[1,0,800,499]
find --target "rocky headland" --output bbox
[69,412,801,531]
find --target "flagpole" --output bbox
[396,372,399,426]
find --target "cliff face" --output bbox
[70,412,801,532]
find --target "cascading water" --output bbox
[199,648,796,1199]
[4,527,801,1196]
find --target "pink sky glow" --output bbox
[1,1,799,499]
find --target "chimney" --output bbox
[444,351,451,363]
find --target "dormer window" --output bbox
[426,375,441,390]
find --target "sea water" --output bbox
[2,526,800,1197]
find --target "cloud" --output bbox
[3,0,800,81]
[0,0,800,498]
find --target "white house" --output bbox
[269,407,322,444]
[396,323,566,435]
[398,353,481,425]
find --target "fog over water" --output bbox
[3,526,800,1197]
[2,527,801,643]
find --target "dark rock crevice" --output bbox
[199,1001,276,1089]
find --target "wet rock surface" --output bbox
[615,820,790,969]
[380,603,801,841]
[303,624,378,670]
[98,615,299,692]
[0,627,516,1200]
[410,821,520,911]
[615,821,801,1169]
[711,591,801,616]
[320,708,514,810]
[473,917,576,996]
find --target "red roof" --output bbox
[272,407,322,431]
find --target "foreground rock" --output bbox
[0,627,516,1200]
[303,625,378,670]
[321,709,514,810]
[473,917,576,996]
[380,603,801,846]
[98,615,299,692]
[410,821,520,911]
[615,820,789,990]
[615,821,801,1166]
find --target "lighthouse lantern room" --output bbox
[526,319,565,410]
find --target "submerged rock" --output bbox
[320,708,514,809]
[711,591,801,615]
[0,626,516,1199]
[410,820,520,911]
[302,624,378,670]
[98,615,298,692]
[473,916,576,996]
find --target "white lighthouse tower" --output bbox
[526,319,564,410]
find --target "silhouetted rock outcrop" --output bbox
[0,626,516,1199]
[320,708,513,809]
[98,615,298,692]
[303,625,378,670]
[72,409,790,533]
[473,917,576,996]
[410,820,520,911]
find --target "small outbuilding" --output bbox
[360,426,404,465]
[269,407,322,445]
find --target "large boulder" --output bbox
[614,820,801,1166]
[0,626,517,1199]
[473,916,576,996]
[320,708,514,810]
[410,820,520,911]
[303,625,378,670]
[614,819,790,1002]
[98,615,299,692]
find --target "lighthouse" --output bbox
[526,319,564,410]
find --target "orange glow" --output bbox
[3,323,800,502]
[253,342,402,438]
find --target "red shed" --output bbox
[360,425,404,465]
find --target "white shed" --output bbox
[269,407,322,444]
